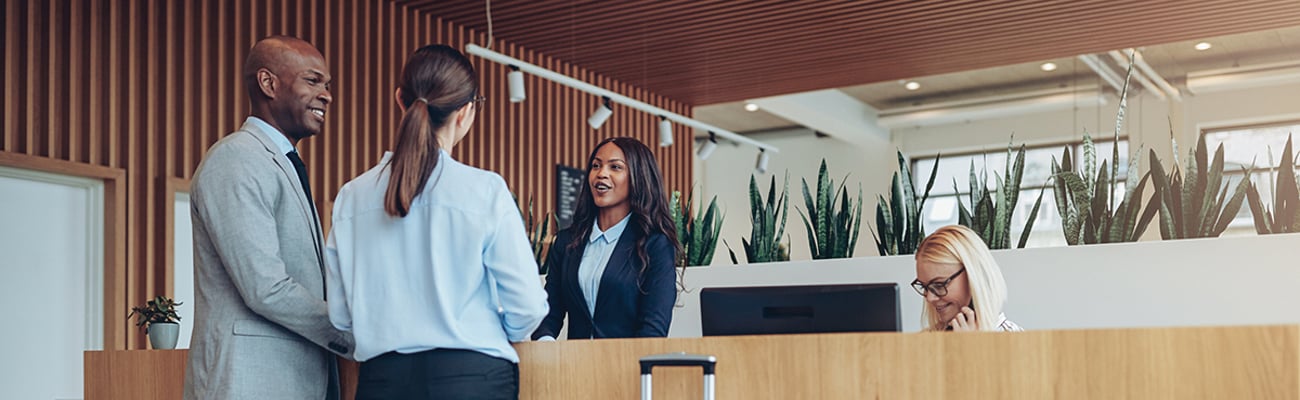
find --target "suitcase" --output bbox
[638,352,717,400]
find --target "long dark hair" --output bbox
[384,44,479,217]
[567,137,683,284]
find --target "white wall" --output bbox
[173,193,194,349]
[0,166,103,400]
[695,128,896,262]
[669,232,1300,337]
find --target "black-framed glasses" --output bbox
[911,268,965,297]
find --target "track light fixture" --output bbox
[465,44,780,154]
[658,116,673,147]
[755,148,770,174]
[588,96,613,129]
[507,65,525,103]
[697,131,718,160]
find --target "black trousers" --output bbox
[357,349,519,400]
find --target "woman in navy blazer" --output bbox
[533,137,682,340]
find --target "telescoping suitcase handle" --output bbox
[639,352,717,400]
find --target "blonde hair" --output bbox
[915,225,1008,331]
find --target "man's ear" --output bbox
[257,68,277,99]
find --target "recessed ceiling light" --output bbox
[1194,42,1212,51]
[744,102,759,112]
[904,81,921,91]
[1040,62,1058,72]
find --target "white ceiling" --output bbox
[695,25,1300,134]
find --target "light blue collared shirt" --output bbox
[578,214,632,317]
[244,116,296,156]
[325,151,549,363]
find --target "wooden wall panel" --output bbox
[2,0,693,350]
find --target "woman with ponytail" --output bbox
[532,137,682,340]
[324,44,547,399]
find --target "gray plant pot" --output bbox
[148,322,180,350]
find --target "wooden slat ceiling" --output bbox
[392,0,1300,106]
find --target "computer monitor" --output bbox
[699,283,901,336]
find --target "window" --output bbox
[1201,121,1300,236]
[912,139,1129,248]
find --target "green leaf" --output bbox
[1246,181,1270,234]
[875,195,894,255]
[1134,174,1160,240]
[1090,160,1111,236]
[1083,132,1097,194]
[890,174,906,248]
[956,179,973,228]
[1197,143,1227,236]
[1181,141,1203,237]
[723,239,741,265]
[849,185,863,257]
[1275,136,1297,232]
[1149,149,1174,239]
[816,160,832,258]
[1018,186,1046,249]
[798,207,819,259]
[1213,177,1250,236]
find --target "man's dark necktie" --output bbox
[285,150,317,218]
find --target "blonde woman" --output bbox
[912,225,1022,332]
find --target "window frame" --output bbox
[909,136,1131,197]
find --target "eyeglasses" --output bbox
[911,268,965,297]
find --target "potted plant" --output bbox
[1050,55,1158,245]
[128,295,182,350]
[1149,132,1250,239]
[514,193,553,274]
[798,159,864,259]
[870,150,938,255]
[956,140,1045,249]
[1245,134,1300,234]
[725,173,791,264]
[670,189,724,267]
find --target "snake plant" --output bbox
[1149,133,1250,239]
[955,141,1046,249]
[798,159,864,259]
[1245,134,1300,234]
[514,194,552,274]
[870,150,938,256]
[726,173,791,263]
[671,190,724,267]
[1050,52,1159,245]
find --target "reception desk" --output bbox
[86,325,1299,399]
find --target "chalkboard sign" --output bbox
[555,164,585,230]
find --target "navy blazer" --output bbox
[532,219,677,339]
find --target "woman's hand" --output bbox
[948,306,978,332]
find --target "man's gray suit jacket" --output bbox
[183,119,353,400]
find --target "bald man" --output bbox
[184,36,353,400]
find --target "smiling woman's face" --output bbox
[915,260,970,326]
[588,142,630,212]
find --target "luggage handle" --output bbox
[639,352,717,400]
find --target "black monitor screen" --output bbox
[700,283,901,336]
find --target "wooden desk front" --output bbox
[86,325,1299,399]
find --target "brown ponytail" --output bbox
[384,45,479,217]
